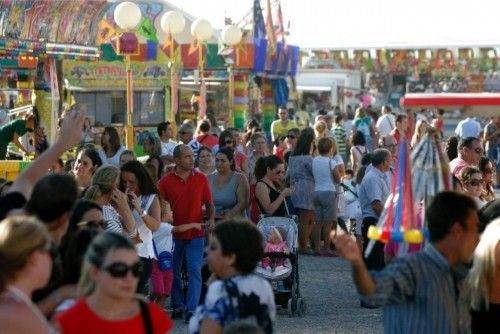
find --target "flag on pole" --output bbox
[265,0,276,55]
[253,0,266,39]
[274,1,287,51]
[138,17,159,44]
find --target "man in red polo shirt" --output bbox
[158,144,215,322]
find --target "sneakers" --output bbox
[184,311,194,324]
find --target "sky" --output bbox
[166,0,500,49]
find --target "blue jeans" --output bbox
[171,237,205,312]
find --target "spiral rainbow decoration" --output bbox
[233,73,249,130]
[262,78,274,132]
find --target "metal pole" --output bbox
[125,55,134,149]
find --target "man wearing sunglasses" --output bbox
[450,137,484,178]
[177,123,201,158]
[270,106,297,142]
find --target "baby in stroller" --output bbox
[262,227,289,271]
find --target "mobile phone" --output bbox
[127,194,134,209]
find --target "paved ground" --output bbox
[169,254,383,333]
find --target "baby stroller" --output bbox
[255,215,306,317]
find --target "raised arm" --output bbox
[8,108,86,199]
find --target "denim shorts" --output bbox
[313,191,337,222]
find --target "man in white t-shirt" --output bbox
[158,121,177,163]
[376,105,395,137]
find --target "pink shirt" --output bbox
[449,157,470,178]
[265,241,287,253]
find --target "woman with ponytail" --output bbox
[254,155,293,217]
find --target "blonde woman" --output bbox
[84,165,136,235]
[410,119,428,149]
[0,217,53,334]
[314,120,328,139]
[468,218,500,333]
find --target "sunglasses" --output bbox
[287,135,296,139]
[179,131,189,135]
[473,148,484,154]
[484,168,493,174]
[102,261,143,278]
[467,179,483,186]
[77,220,107,229]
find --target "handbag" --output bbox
[152,239,173,271]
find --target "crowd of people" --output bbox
[0,103,499,333]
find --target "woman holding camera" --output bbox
[120,161,161,292]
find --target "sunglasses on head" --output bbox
[102,261,143,278]
[77,220,107,230]
[467,179,483,186]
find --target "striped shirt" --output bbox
[102,205,124,234]
[362,243,471,334]
[330,124,347,157]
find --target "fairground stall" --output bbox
[0,0,104,179]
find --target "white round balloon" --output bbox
[191,18,213,41]
[114,2,142,30]
[222,25,242,46]
[160,11,186,35]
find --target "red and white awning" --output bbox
[400,93,500,117]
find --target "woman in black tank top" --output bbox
[254,155,293,217]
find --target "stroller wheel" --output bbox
[297,297,306,317]
[287,298,297,317]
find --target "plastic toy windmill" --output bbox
[409,128,452,229]
[364,129,452,258]
[365,139,420,254]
